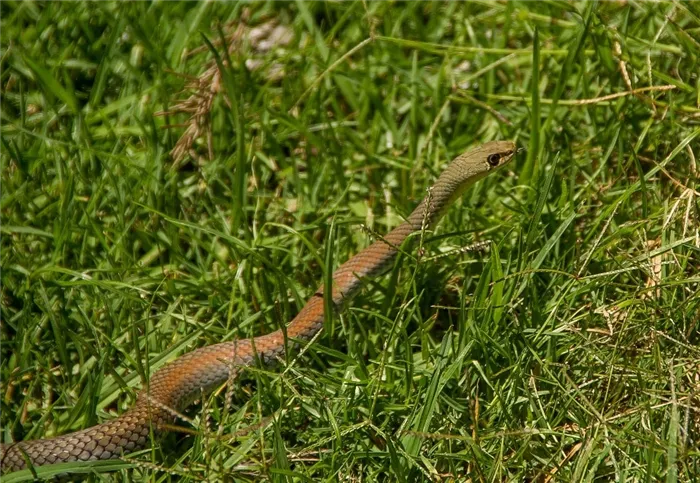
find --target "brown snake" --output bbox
[1,141,516,474]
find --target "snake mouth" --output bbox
[498,148,517,168]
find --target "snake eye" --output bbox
[487,153,501,167]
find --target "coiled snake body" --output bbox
[1,141,515,474]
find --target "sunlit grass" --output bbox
[2,1,698,481]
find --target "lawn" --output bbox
[1,1,699,481]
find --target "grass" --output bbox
[1,1,699,481]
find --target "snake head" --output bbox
[444,140,517,192]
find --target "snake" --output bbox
[1,140,516,474]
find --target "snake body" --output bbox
[1,141,515,473]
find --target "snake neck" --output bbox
[284,174,460,345]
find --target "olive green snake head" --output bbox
[1,140,516,475]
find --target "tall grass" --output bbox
[1,2,698,481]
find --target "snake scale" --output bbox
[1,141,516,474]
